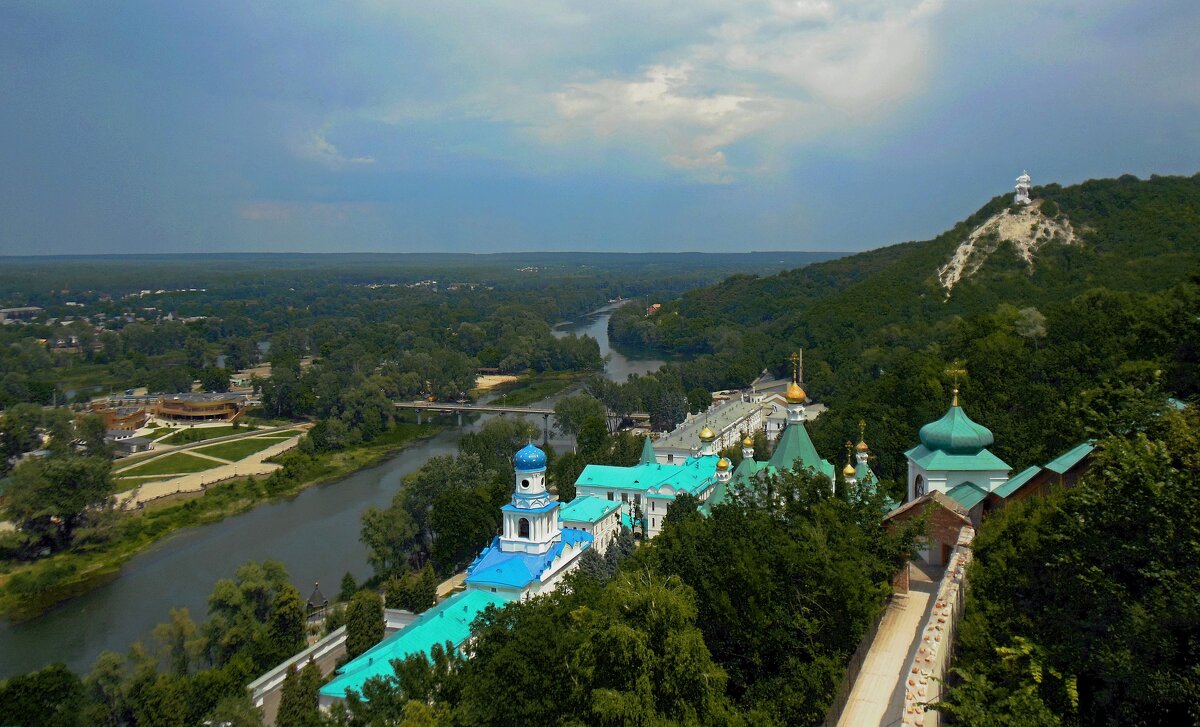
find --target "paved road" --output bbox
[836,567,942,727]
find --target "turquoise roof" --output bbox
[559,496,620,524]
[918,405,994,455]
[992,465,1041,499]
[945,481,988,509]
[639,436,657,465]
[319,589,510,700]
[464,529,592,590]
[1043,442,1094,475]
[575,456,718,497]
[514,442,547,472]
[768,421,834,478]
[905,444,1011,472]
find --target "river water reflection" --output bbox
[0,305,662,678]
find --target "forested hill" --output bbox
[613,173,1200,354]
[610,172,1200,485]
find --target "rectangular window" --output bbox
[607,492,614,501]
[622,493,628,503]
[634,494,641,505]
[652,518,656,528]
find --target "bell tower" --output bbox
[500,443,560,555]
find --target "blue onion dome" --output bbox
[514,442,547,471]
[918,403,994,455]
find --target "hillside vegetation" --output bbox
[610,173,1200,483]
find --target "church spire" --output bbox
[639,435,657,465]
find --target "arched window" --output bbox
[518,518,530,538]
[914,475,925,498]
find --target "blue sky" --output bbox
[1,1,1198,255]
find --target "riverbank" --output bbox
[0,422,439,622]
[488,371,591,407]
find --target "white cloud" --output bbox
[521,1,947,179]
[285,0,953,180]
[292,126,375,167]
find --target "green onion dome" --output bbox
[918,402,994,454]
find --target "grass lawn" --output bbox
[251,429,301,438]
[195,437,287,462]
[118,452,222,478]
[161,425,253,445]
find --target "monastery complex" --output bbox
[320,351,1095,711]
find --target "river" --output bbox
[0,305,661,678]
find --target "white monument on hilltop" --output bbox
[1014,170,1032,205]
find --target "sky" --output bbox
[1,1,1198,255]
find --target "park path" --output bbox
[116,430,308,510]
[113,424,301,473]
[836,566,942,727]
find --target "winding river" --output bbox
[0,305,661,678]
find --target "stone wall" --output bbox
[900,526,974,727]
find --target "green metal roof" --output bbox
[905,444,1011,472]
[945,481,988,509]
[319,589,510,700]
[639,436,657,465]
[559,496,620,524]
[768,421,834,478]
[1043,442,1094,475]
[918,405,994,455]
[992,465,1041,499]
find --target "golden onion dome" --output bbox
[855,439,869,453]
[743,435,754,448]
[842,462,857,477]
[716,457,731,471]
[698,425,716,442]
[785,381,807,404]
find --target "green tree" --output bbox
[384,565,438,613]
[0,402,44,473]
[265,584,308,665]
[199,367,231,393]
[152,608,204,677]
[277,660,323,727]
[361,504,421,579]
[687,386,712,413]
[553,393,608,445]
[338,571,359,602]
[943,408,1200,725]
[345,590,384,660]
[663,492,700,527]
[206,692,265,727]
[4,453,113,553]
[0,663,87,727]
